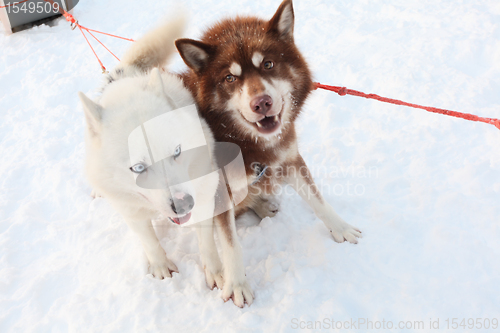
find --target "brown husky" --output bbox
[176,0,362,307]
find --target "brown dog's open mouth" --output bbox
[255,113,281,134]
[168,212,192,225]
[253,100,284,135]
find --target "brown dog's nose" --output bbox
[250,95,273,115]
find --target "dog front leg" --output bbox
[214,209,254,307]
[195,218,224,290]
[125,218,178,279]
[285,154,362,244]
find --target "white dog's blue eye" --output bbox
[174,144,181,159]
[130,163,146,173]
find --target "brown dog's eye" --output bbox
[225,75,236,83]
[263,61,274,70]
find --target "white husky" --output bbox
[78,18,229,293]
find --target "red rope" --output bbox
[11,1,497,131]
[314,83,500,131]
[83,27,121,62]
[77,25,106,72]
[40,0,134,72]
[80,26,135,42]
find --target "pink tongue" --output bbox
[173,212,192,225]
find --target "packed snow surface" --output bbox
[1,0,499,332]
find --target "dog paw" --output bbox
[148,258,178,279]
[253,198,280,219]
[204,266,224,290]
[329,221,362,244]
[222,280,254,308]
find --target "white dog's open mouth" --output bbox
[168,212,192,225]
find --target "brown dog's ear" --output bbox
[175,38,215,73]
[267,0,294,40]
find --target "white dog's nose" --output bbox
[170,193,194,215]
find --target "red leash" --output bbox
[315,83,500,131]
[43,0,135,73]
[11,1,497,131]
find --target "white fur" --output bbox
[229,62,242,76]
[277,2,294,37]
[179,43,208,71]
[79,19,223,286]
[225,76,292,140]
[120,16,186,71]
[214,209,254,307]
[252,52,264,68]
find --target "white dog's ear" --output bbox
[267,0,294,40]
[147,68,165,96]
[78,92,102,136]
[175,38,214,73]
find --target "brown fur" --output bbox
[177,0,314,182]
[174,0,361,307]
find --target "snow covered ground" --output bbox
[1,0,499,332]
